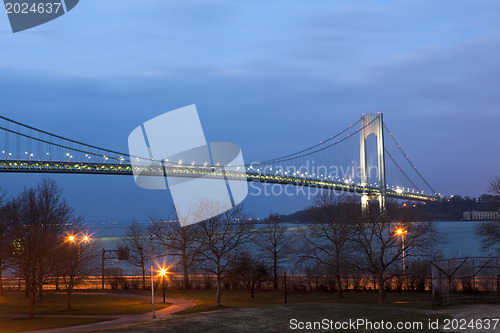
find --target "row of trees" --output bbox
[121,194,442,305]
[474,176,500,256]
[0,179,100,318]
[2,176,497,315]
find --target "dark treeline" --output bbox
[0,179,100,318]
[277,194,500,223]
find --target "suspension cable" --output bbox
[0,125,129,163]
[384,147,421,192]
[259,119,361,164]
[383,123,436,194]
[0,115,131,158]
[258,117,377,165]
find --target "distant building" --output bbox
[463,209,500,221]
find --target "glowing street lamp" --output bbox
[159,267,167,303]
[67,234,91,244]
[395,227,408,275]
[67,233,91,275]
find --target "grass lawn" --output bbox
[0,292,169,315]
[146,289,434,314]
[93,303,451,333]
[0,317,112,333]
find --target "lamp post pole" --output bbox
[149,235,156,319]
[101,248,105,290]
[162,273,165,303]
[396,226,408,290]
[284,272,287,304]
[402,232,406,276]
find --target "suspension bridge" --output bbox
[0,113,440,214]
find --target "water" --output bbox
[85,221,488,258]
[83,222,133,250]
[436,221,485,257]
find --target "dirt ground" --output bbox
[434,304,500,333]
[87,303,499,333]
[91,303,451,333]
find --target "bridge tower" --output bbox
[360,113,386,216]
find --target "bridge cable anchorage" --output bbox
[383,123,437,195]
[256,117,377,166]
[258,119,361,165]
[384,147,421,192]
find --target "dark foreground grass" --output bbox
[150,290,433,315]
[0,317,111,333]
[0,292,169,315]
[93,303,451,333]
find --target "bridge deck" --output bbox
[0,160,438,202]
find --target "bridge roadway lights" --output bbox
[0,160,439,203]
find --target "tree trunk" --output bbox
[141,265,146,290]
[0,269,3,296]
[67,291,72,311]
[377,274,386,304]
[335,255,344,299]
[216,276,222,307]
[38,278,43,301]
[183,265,190,290]
[273,257,278,291]
[336,274,344,299]
[29,290,35,319]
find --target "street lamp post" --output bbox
[396,227,408,275]
[160,268,167,303]
[149,235,156,320]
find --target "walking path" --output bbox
[3,293,194,333]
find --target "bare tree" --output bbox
[119,220,148,289]
[487,176,500,196]
[475,221,500,256]
[300,193,358,298]
[59,235,100,310]
[148,216,200,289]
[229,251,269,298]
[0,187,11,296]
[253,214,292,291]
[5,178,79,318]
[197,204,252,306]
[477,176,500,255]
[353,211,439,303]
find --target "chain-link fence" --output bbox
[431,257,500,307]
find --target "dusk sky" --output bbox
[0,1,499,223]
